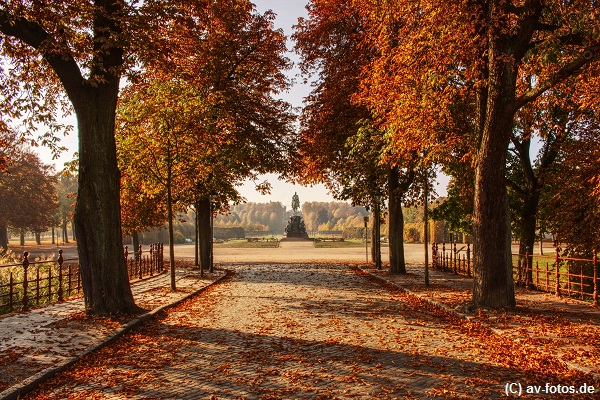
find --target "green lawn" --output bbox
[215,239,280,248]
[314,239,365,248]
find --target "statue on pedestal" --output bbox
[285,192,309,239]
[292,192,300,214]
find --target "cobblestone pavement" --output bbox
[24,263,596,399]
[0,266,225,399]
[363,264,600,379]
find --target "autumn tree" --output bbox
[134,0,293,272]
[0,141,57,249]
[293,0,388,269]
[0,0,168,314]
[118,78,212,290]
[539,107,600,253]
[54,172,77,244]
[353,0,600,308]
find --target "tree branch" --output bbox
[510,44,600,113]
[0,10,87,106]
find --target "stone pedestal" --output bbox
[285,215,309,239]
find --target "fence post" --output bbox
[442,242,446,270]
[555,246,561,297]
[160,243,165,271]
[432,242,437,269]
[593,249,598,307]
[57,249,64,302]
[138,244,143,279]
[141,244,146,279]
[150,243,154,276]
[453,242,457,273]
[9,273,14,311]
[22,252,29,311]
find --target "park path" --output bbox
[24,263,592,399]
[0,266,225,399]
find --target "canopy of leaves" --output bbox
[292,0,373,188]
[117,0,294,232]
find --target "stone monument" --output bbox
[285,192,309,239]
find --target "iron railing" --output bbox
[0,243,164,315]
[432,242,599,306]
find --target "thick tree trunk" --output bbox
[472,121,515,307]
[20,230,24,246]
[35,232,41,245]
[73,88,140,315]
[198,197,211,272]
[0,223,8,252]
[471,0,527,308]
[51,227,55,245]
[472,42,516,307]
[388,166,406,274]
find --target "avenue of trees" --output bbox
[0,0,293,313]
[294,0,600,308]
[1,0,599,312]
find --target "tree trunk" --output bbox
[0,223,8,252]
[518,193,539,285]
[20,230,24,246]
[132,232,140,262]
[35,232,41,245]
[370,202,382,268]
[198,197,211,272]
[194,201,199,267]
[374,202,382,270]
[0,0,139,315]
[73,87,140,315]
[472,33,516,308]
[51,226,55,244]
[62,219,69,243]
[371,216,376,263]
[388,166,406,274]
[166,164,176,291]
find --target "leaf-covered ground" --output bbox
[25,263,599,399]
[0,262,220,393]
[366,265,600,378]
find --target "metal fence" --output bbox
[432,242,599,306]
[0,243,164,315]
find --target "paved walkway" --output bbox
[0,266,226,400]
[14,263,600,399]
[363,264,600,379]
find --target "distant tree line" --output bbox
[0,135,78,253]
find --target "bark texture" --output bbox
[388,166,406,274]
[197,197,212,272]
[472,20,516,307]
